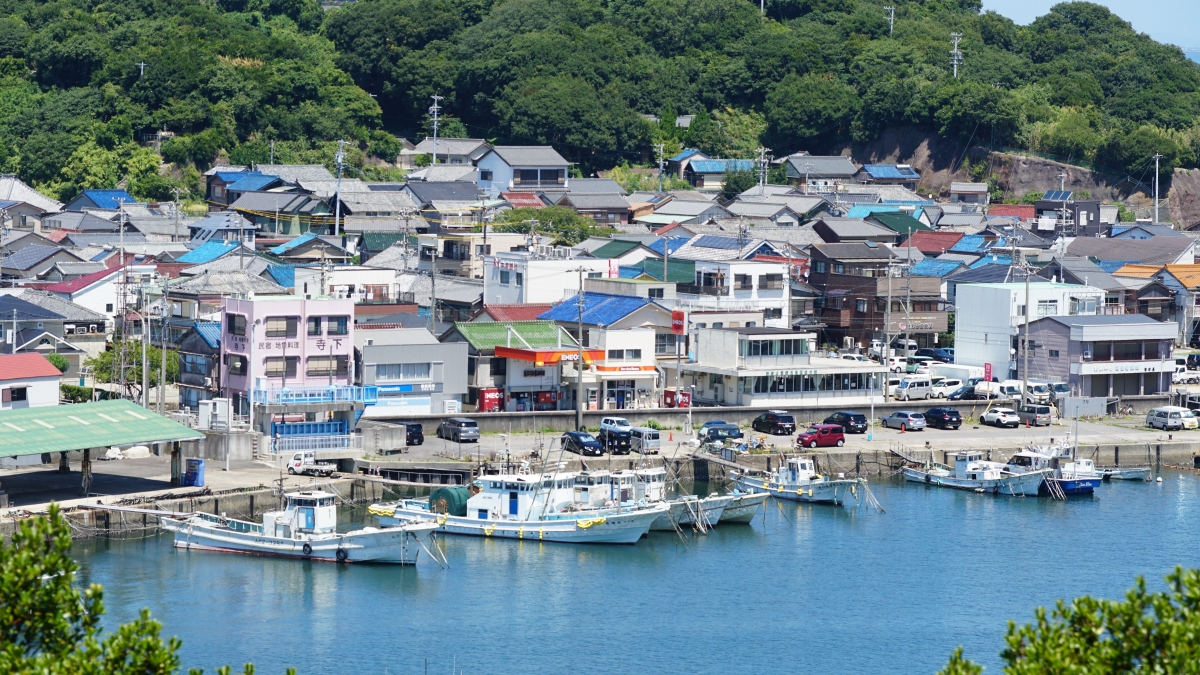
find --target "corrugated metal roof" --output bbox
[175,240,242,264]
[270,233,318,255]
[0,399,204,458]
[906,230,965,255]
[450,321,575,351]
[669,148,707,162]
[950,182,988,193]
[75,189,135,210]
[910,259,965,277]
[949,235,990,254]
[193,321,221,349]
[969,255,1012,269]
[484,304,555,322]
[42,266,120,293]
[868,211,930,235]
[688,159,756,174]
[635,258,694,282]
[362,232,406,251]
[0,353,64,380]
[589,240,643,259]
[227,173,283,192]
[861,164,920,179]
[266,264,295,288]
[538,292,660,326]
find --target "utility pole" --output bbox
[884,6,894,37]
[136,62,148,77]
[801,162,814,195]
[428,250,437,333]
[269,140,274,165]
[159,278,168,413]
[333,139,345,238]
[141,306,149,408]
[1154,152,1163,223]
[1022,256,1031,407]
[655,143,666,193]
[756,146,771,196]
[429,95,443,165]
[566,267,588,431]
[884,263,893,400]
[950,33,963,78]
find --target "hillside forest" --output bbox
[0,0,1198,203]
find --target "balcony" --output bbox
[738,354,811,369]
[271,435,363,454]
[676,284,728,297]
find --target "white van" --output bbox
[931,378,963,398]
[630,427,661,454]
[998,380,1024,400]
[1146,406,1199,431]
[896,376,932,401]
[886,376,902,397]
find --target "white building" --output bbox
[660,260,792,329]
[484,252,611,304]
[293,265,400,304]
[560,327,660,410]
[954,282,1105,379]
[666,327,886,407]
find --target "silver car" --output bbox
[882,411,926,431]
[437,417,480,442]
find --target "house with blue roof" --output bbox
[539,291,673,409]
[666,148,710,179]
[684,159,756,189]
[63,189,136,212]
[269,233,352,263]
[854,164,921,190]
[910,259,967,278]
[176,321,222,410]
[223,173,291,207]
[175,240,250,265]
[205,166,251,208]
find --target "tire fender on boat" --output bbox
[302,543,313,556]
[336,548,348,562]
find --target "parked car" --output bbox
[1048,383,1071,402]
[881,411,926,431]
[598,428,632,453]
[1018,405,1054,426]
[946,385,974,401]
[924,407,962,430]
[931,378,963,398]
[896,377,932,401]
[599,417,633,434]
[1147,406,1199,430]
[630,427,661,454]
[1188,354,1200,370]
[393,421,424,446]
[796,424,845,448]
[1173,369,1199,385]
[916,347,954,362]
[981,408,1020,428]
[436,417,479,442]
[824,411,868,434]
[562,431,604,456]
[699,423,744,444]
[752,410,797,435]
[905,356,935,374]
[840,353,871,363]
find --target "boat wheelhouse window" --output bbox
[490,482,500,488]
[1011,456,1033,466]
[505,482,517,490]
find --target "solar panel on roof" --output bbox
[693,235,740,250]
[1043,190,1073,201]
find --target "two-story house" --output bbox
[484,252,611,305]
[413,138,491,165]
[176,321,221,411]
[475,146,570,196]
[1018,314,1177,397]
[355,327,468,417]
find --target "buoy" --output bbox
[1157,477,1163,483]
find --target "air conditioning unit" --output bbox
[537,245,553,257]
[554,246,572,258]
[204,377,213,387]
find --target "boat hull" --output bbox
[372,505,665,544]
[719,493,769,523]
[676,495,733,527]
[734,475,857,505]
[649,501,690,531]
[161,518,435,564]
[902,467,1048,496]
[1046,477,1102,496]
[1103,467,1152,481]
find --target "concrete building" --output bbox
[356,327,468,417]
[660,260,791,329]
[955,282,1106,379]
[484,252,611,305]
[1018,315,1177,396]
[559,327,660,410]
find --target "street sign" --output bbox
[898,322,906,331]
[671,310,686,335]
[984,363,993,382]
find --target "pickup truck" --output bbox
[286,451,337,477]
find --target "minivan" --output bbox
[1146,406,1199,431]
[630,427,661,454]
[906,356,935,374]
[896,377,932,401]
[1018,405,1054,426]
[437,417,480,442]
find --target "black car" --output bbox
[916,348,953,362]
[752,410,797,435]
[925,407,962,430]
[598,428,632,454]
[823,411,868,434]
[1189,354,1200,370]
[393,421,424,446]
[562,431,604,456]
[946,385,973,401]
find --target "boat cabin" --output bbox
[263,491,338,538]
[574,470,615,508]
[777,457,819,484]
[949,452,1003,481]
[467,473,573,520]
[633,467,667,502]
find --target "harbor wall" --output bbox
[364,395,1171,434]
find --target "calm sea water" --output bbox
[73,472,1200,675]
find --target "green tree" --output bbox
[84,339,180,401]
[0,506,286,675]
[765,73,859,151]
[494,205,614,245]
[940,567,1200,673]
[720,169,757,201]
[44,353,69,373]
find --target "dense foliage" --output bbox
[0,505,285,674]
[938,567,1200,674]
[84,338,179,400]
[2,0,1199,199]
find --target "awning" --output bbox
[0,399,204,458]
[495,346,605,366]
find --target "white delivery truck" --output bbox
[930,364,984,382]
[286,451,337,477]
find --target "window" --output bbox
[106,303,114,313]
[265,316,299,338]
[540,169,564,184]
[307,316,322,336]
[516,169,540,184]
[588,272,602,279]
[833,263,845,274]
[307,355,349,376]
[515,272,523,286]
[327,316,349,335]
[626,349,641,359]
[608,349,624,360]
[224,354,247,376]
[1049,350,1060,357]
[735,274,753,290]
[648,288,664,299]
[499,271,511,285]
[856,299,868,313]
[765,308,782,320]
[265,356,299,378]
[10,387,26,402]
[656,333,685,355]
[480,170,493,182]
[183,354,209,375]
[226,313,246,336]
[814,261,826,274]
[695,323,706,328]
[378,363,431,381]
[760,274,783,290]
[172,302,183,317]
[490,357,507,377]
[712,322,723,328]
[1037,300,1058,317]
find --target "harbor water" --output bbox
[74,471,1200,674]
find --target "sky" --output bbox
[981,0,1200,52]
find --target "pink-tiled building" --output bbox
[221,297,355,414]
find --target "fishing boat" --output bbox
[608,467,731,532]
[161,491,438,564]
[1007,443,1102,496]
[1102,466,1153,481]
[732,456,862,505]
[676,493,733,527]
[369,473,667,545]
[718,491,769,523]
[903,451,1048,496]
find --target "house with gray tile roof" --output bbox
[1,244,82,279]
[476,146,570,195]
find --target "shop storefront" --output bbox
[493,345,604,412]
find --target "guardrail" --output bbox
[253,386,379,405]
[272,435,363,454]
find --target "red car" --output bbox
[796,424,845,448]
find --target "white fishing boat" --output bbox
[719,491,769,523]
[162,491,437,564]
[1102,466,1153,481]
[732,456,862,505]
[1008,442,1103,495]
[676,493,733,527]
[369,473,667,545]
[904,451,1048,496]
